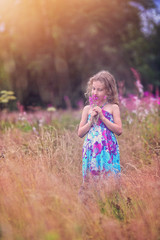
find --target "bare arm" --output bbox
[94,104,122,136]
[78,105,97,138]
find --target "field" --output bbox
[0,102,160,240]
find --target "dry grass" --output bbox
[0,110,160,240]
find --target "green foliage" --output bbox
[15,121,33,132]
[0,120,33,133]
[107,197,125,221]
[53,114,79,130]
[0,90,16,104]
[0,120,13,131]
[99,192,126,221]
[44,231,60,240]
[0,111,79,133]
[99,191,145,223]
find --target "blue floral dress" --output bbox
[82,109,121,179]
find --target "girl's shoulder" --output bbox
[111,104,120,116]
[112,103,120,110]
[103,103,120,115]
[82,105,91,114]
[80,105,91,120]
[83,105,90,111]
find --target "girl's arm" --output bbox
[78,106,97,138]
[94,104,122,136]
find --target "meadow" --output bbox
[0,95,160,240]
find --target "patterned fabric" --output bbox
[82,109,121,179]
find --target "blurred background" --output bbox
[0,0,160,109]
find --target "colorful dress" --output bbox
[82,109,121,179]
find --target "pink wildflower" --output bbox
[131,68,144,97]
[64,95,72,109]
[89,94,99,107]
[17,101,24,113]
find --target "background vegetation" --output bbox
[0,0,160,108]
[0,104,159,240]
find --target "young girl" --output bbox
[78,70,122,181]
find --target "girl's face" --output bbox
[91,81,107,104]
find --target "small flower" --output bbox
[38,118,44,127]
[32,127,39,135]
[47,107,56,112]
[126,115,133,124]
[119,97,127,107]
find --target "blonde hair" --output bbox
[85,70,119,105]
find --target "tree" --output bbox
[0,0,158,108]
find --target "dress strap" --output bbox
[100,101,108,109]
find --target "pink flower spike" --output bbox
[131,67,144,97]
[89,94,99,107]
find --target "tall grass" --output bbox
[0,109,159,240]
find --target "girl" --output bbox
[78,71,122,181]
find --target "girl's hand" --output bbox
[93,106,104,119]
[90,109,98,122]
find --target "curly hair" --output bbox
[85,70,119,105]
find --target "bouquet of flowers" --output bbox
[89,94,99,125]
